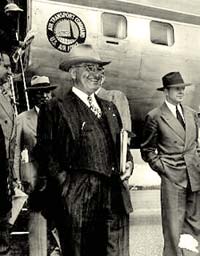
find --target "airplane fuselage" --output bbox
[22,0,200,146]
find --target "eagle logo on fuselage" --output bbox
[47,12,86,52]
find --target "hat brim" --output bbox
[26,85,57,91]
[59,58,111,72]
[157,83,191,91]
[5,8,23,13]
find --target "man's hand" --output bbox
[120,161,134,181]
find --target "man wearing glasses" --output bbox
[35,44,133,256]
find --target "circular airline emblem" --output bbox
[47,12,86,52]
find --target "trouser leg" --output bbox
[107,212,129,256]
[29,211,47,256]
[55,173,109,256]
[161,176,186,256]
[0,220,10,255]
[183,190,200,237]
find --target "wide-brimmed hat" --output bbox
[26,76,57,91]
[59,44,111,72]
[4,3,23,14]
[157,72,191,91]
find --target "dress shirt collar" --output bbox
[72,86,98,108]
[165,100,184,120]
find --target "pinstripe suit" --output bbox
[36,90,133,256]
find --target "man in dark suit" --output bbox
[141,72,200,256]
[35,44,133,256]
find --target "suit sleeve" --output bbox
[34,101,72,185]
[140,114,165,174]
[34,103,55,178]
[0,125,11,216]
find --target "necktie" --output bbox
[88,96,102,118]
[176,105,185,129]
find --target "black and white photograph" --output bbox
[0,0,200,255]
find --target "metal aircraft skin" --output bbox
[15,0,200,146]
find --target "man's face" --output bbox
[71,63,105,95]
[165,86,185,105]
[30,90,52,108]
[0,54,11,85]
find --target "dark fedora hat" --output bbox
[157,72,191,91]
[26,76,57,91]
[59,44,111,72]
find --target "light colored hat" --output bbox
[157,72,191,91]
[59,44,111,72]
[4,3,23,13]
[26,76,57,91]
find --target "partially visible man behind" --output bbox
[35,44,133,256]
[0,52,15,255]
[96,87,132,132]
[141,72,200,256]
[13,75,57,256]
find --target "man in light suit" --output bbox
[13,75,57,256]
[141,72,200,256]
[0,52,15,255]
[96,87,132,132]
[0,53,15,171]
[35,44,133,256]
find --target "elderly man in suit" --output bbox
[35,44,133,256]
[13,75,57,256]
[141,71,200,256]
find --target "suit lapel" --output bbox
[160,102,185,141]
[0,94,14,121]
[59,91,120,144]
[58,91,80,140]
[97,96,119,144]
[26,109,38,134]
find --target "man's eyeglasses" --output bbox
[74,64,104,73]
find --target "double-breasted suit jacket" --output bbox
[13,108,38,191]
[141,102,200,191]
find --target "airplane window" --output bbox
[102,13,127,39]
[150,21,174,46]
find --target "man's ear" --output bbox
[69,67,76,80]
